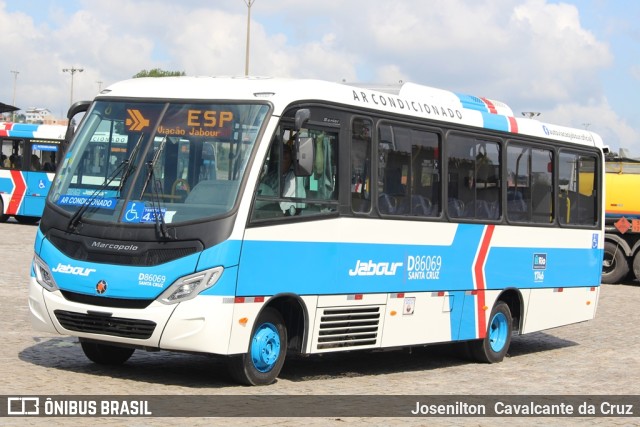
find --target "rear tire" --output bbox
[80,340,135,365]
[227,308,287,386]
[602,241,629,284]
[468,301,512,363]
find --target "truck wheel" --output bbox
[227,308,287,386]
[468,301,512,363]
[632,251,640,283]
[602,242,629,284]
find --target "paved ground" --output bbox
[0,220,638,426]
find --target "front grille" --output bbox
[54,310,156,339]
[48,234,200,266]
[60,290,153,309]
[317,306,381,350]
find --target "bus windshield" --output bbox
[48,100,269,225]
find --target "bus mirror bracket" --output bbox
[67,101,91,120]
[294,108,310,131]
[64,101,91,154]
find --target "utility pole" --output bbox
[62,67,84,107]
[10,70,19,121]
[244,0,256,76]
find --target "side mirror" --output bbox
[294,136,314,177]
[294,108,310,131]
[63,101,91,154]
[67,101,91,120]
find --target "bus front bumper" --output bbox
[28,278,236,355]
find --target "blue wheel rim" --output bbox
[489,312,508,353]
[250,322,281,373]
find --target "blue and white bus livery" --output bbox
[29,77,604,385]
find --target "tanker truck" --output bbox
[602,152,640,283]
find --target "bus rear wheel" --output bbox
[227,307,287,386]
[602,241,629,284]
[80,339,135,365]
[468,301,512,363]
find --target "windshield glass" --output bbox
[49,101,269,225]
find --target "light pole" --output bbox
[521,112,541,119]
[10,70,19,121]
[62,67,84,107]
[97,80,103,92]
[244,0,256,76]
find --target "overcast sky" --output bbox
[1,0,639,153]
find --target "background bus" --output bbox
[0,122,65,223]
[29,77,604,386]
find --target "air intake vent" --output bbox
[54,310,156,339]
[317,306,380,350]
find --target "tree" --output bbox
[133,68,186,78]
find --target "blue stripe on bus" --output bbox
[455,93,488,113]
[236,236,599,296]
[480,111,509,132]
[0,176,14,192]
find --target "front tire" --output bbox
[80,340,135,365]
[227,308,287,386]
[468,301,513,363]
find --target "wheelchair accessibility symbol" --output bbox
[124,201,145,223]
[38,179,46,189]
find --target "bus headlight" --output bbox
[157,266,224,305]
[32,255,59,291]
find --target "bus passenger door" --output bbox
[0,138,26,217]
[21,142,60,217]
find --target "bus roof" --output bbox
[0,122,66,140]
[99,76,604,149]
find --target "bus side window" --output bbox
[1,139,24,169]
[251,125,338,222]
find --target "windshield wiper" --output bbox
[118,133,145,194]
[140,136,172,239]
[67,134,145,231]
[67,159,128,231]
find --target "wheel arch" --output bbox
[605,233,633,257]
[261,293,308,354]
[495,288,523,334]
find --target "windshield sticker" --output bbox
[57,195,117,210]
[122,201,165,223]
[123,201,145,222]
[140,207,166,223]
[66,188,118,197]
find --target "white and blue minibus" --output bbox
[29,77,604,385]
